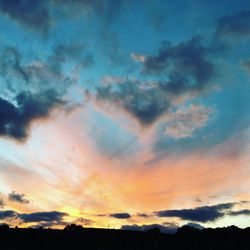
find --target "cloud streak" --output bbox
[228,210,250,216]
[0,210,18,220]
[154,203,235,222]
[109,213,131,219]
[19,211,68,223]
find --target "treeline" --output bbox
[0,224,250,249]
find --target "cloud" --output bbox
[102,76,125,86]
[215,10,250,38]
[109,213,131,219]
[164,104,214,139]
[228,209,250,216]
[0,209,68,226]
[0,90,63,140]
[0,47,30,83]
[8,191,29,204]
[154,203,235,223]
[0,0,126,34]
[0,46,71,90]
[0,0,50,34]
[0,46,77,141]
[121,223,178,234]
[97,79,170,125]
[0,210,18,220]
[97,37,216,126]
[19,211,68,223]
[49,43,94,73]
[142,37,214,94]
[0,198,4,208]
[131,53,146,63]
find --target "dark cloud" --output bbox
[8,191,29,204]
[0,0,49,34]
[121,223,178,234]
[0,45,79,141]
[109,213,131,219]
[19,211,68,223]
[215,10,250,38]
[0,44,83,102]
[228,209,250,216]
[49,43,94,73]
[154,203,235,223]
[0,209,68,226]
[0,47,31,84]
[0,90,63,140]
[97,37,216,125]
[0,0,126,34]
[143,37,214,94]
[0,46,71,88]
[0,210,18,220]
[49,43,85,71]
[97,79,170,125]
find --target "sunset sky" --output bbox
[0,0,250,231]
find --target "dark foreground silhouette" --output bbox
[0,224,250,250]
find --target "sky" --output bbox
[0,0,250,232]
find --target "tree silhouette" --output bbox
[64,224,83,231]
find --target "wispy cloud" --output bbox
[164,104,214,139]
